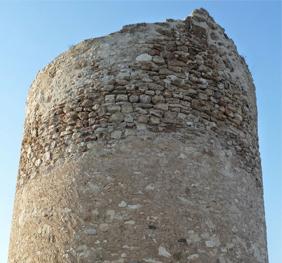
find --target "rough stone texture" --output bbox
[9,8,268,263]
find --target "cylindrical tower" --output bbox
[9,8,268,263]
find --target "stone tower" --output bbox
[9,8,268,263]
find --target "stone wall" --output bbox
[19,9,259,186]
[9,8,268,263]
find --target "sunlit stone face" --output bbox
[9,8,268,263]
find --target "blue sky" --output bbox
[0,1,281,262]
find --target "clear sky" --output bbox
[0,0,281,262]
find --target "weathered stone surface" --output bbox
[129,95,139,103]
[136,53,152,62]
[9,8,267,263]
[140,94,152,104]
